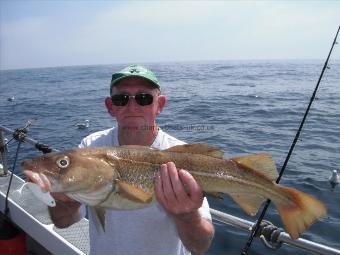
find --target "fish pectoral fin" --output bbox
[165,144,224,159]
[229,193,266,216]
[90,207,106,232]
[116,180,152,204]
[232,153,278,181]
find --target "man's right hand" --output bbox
[48,193,82,228]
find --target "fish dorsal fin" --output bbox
[116,180,152,204]
[232,153,278,181]
[165,144,224,159]
[229,193,266,216]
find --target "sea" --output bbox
[1,60,339,254]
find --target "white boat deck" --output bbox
[0,173,89,255]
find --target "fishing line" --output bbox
[240,25,340,255]
[4,140,23,216]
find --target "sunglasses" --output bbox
[111,93,154,106]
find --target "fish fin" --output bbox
[165,144,224,159]
[229,193,266,216]
[232,153,278,180]
[274,185,327,240]
[116,180,153,204]
[204,192,224,200]
[90,207,106,232]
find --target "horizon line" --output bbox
[2,58,339,72]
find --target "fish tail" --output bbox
[274,185,327,239]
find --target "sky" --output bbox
[0,1,339,70]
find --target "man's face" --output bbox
[105,77,166,131]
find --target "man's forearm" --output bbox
[48,200,82,228]
[174,211,214,255]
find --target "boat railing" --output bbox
[1,124,340,255]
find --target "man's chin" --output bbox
[120,123,146,131]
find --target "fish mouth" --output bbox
[23,170,53,192]
[21,160,57,192]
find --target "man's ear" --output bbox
[105,97,115,117]
[156,95,166,116]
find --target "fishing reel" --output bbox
[255,220,283,250]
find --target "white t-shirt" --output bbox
[79,127,212,255]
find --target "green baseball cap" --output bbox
[110,65,160,95]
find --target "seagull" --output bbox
[329,169,340,188]
[7,96,15,102]
[75,119,90,129]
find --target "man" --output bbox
[48,65,214,255]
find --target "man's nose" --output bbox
[126,97,139,110]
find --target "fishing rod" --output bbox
[241,25,340,255]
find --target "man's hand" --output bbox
[155,162,203,218]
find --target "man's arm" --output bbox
[173,210,214,255]
[155,162,215,255]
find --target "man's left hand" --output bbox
[155,162,203,219]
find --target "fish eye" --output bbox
[56,156,70,169]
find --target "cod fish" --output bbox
[21,144,326,239]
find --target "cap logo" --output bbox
[130,68,139,73]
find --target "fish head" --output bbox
[21,148,120,193]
